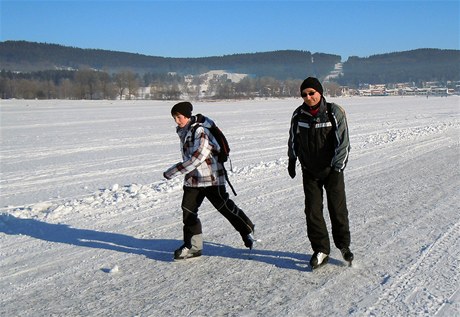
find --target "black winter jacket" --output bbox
[288,98,350,179]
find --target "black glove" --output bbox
[328,168,342,180]
[288,159,296,179]
[330,168,341,175]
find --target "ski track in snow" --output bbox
[0,97,459,316]
[365,221,460,316]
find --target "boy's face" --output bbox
[173,113,190,128]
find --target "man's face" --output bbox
[301,88,321,107]
[173,113,190,128]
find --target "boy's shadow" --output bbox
[0,213,176,262]
[0,214,337,271]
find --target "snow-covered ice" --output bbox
[1,96,459,316]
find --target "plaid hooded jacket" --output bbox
[163,116,226,187]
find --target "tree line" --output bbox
[337,49,460,86]
[0,41,340,80]
[1,42,459,99]
[0,69,316,100]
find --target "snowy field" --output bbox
[1,96,459,316]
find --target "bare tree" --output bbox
[58,78,73,99]
[98,72,116,99]
[114,71,138,99]
[324,81,342,97]
[125,71,139,99]
[74,69,100,99]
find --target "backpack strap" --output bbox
[223,166,237,196]
[190,118,237,196]
[190,123,219,158]
[327,102,337,131]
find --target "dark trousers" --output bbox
[302,169,351,254]
[181,185,254,248]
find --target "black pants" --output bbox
[181,185,254,248]
[302,169,351,254]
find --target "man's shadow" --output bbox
[0,214,340,271]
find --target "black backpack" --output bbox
[191,114,237,195]
[194,114,230,163]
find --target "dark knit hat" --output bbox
[300,77,323,95]
[171,101,193,118]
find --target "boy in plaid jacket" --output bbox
[164,102,255,260]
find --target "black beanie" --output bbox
[171,101,193,118]
[300,77,323,95]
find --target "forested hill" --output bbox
[339,49,460,85]
[1,41,458,84]
[0,41,339,80]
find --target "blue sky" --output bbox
[1,0,459,61]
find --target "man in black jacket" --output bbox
[288,77,354,269]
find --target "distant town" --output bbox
[340,81,459,97]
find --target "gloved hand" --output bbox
[163,171,173,180]
[163,163,180,180]
[328,168,342,180]
[288,159,296,179]
[330,168,341,175]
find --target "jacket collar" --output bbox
[300,97,326,116]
